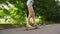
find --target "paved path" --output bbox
[0,24,60,34]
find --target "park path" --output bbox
[0,24,60,34]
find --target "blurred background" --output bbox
[0,0,60,29]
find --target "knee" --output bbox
[32,13,35,16]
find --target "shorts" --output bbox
[27,0,33,5]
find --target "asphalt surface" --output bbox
[0,24,60,34]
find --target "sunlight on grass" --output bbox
[59,0,60,1]
[0,16,15,24]
[55,0,60,1]
[25,16,42,24]
[2,4,9,10]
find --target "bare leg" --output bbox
[26,5,32,29]
[26,4,38,29]
[31,5,38,28]
[26,14,32,27]
[30,5,36,24]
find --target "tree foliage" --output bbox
[34,0,60,23]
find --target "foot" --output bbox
[26,24,32,30]
[33,24,39,29]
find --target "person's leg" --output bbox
[26,5,32,29]
[26,4,38,29]
[29,5,36,24]
[30,5,38,28]
[26,14,32,28]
